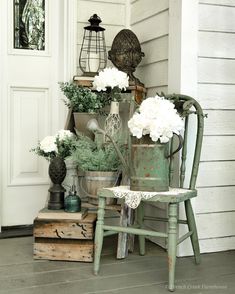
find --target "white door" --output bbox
[0,0,77,228]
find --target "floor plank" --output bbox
[0,236,234,294]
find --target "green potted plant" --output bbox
[60,82,107,138]
[70,134,123,205]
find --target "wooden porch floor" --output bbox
[0,236,234,294]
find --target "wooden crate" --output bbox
[33,213,96,262]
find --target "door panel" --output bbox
[0,0,74,227]
[9,86,50,186]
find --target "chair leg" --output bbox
[93,196,106,275]
[168,203,178,292]
[184,199,201,264]
[137,202,145,256]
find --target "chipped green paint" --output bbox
[130,136,169,192]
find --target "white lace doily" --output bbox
[104,186,188,209]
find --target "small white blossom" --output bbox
[93,67,129,91]
[128,112,150,137]
[40,136,57,153]
[57,130,74,140]
[128,95,184,143]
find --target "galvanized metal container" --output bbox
[130,136,169,192]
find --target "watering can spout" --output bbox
[86,119,130,176]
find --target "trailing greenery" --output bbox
[60,82,108,113]
[70,135,123,171]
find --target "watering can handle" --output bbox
[167,134,183,158]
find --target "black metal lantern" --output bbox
[79,14,107,76]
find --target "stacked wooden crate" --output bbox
[33,212,97,262]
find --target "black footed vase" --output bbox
[48,157,67,210]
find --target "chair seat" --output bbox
[98,186,197,209]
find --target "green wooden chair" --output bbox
[93,94,204,292]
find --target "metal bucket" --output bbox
[130,136,170,192]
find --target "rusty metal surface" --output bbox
[130,136,169,192]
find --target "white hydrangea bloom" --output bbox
[128,112,150,138]
[40,136,57,153]
[93,67,129,91]
[57,129,74,140]
[128,95,184,143]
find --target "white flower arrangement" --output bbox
[31,130,75,160]
[40,136,58,153]
[128,95,184,143]
[93,67,129,92]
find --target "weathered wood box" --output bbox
[33,213,97,262]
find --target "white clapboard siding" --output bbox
[198,58,235,84]
[131,0,169,25]
[203,110,235,135]
[179,235,235,256]
[199,0,235,6]
[136,60,168,88]
[197,212,235,239]
[199,236,235,253]
[77,0,126,25]
[201,136,235,161]
[130,0,169,90]
[147,86,168,97]
[139,36,168,67]
[199,31,235,59]
[198,84,235,109]
[197,1,235,255]
[197,161,235,187]
[199,4,235,32]
[131,10,169,44]
[196,186,235,213]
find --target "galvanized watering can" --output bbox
[87,119,183,192]
[129,135,182,192]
